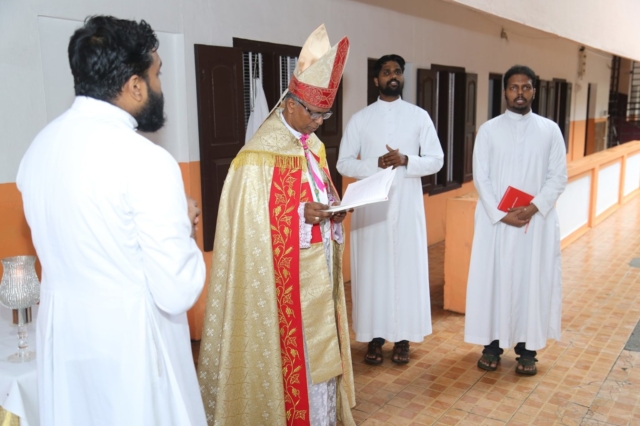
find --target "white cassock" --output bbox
[17,97,207,426]
[337,98,443,342]
[464,110,567,351]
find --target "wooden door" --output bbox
[431,66,465,193]
[561,82,572,152]
[315,83,344,195]
[488,73,503,119]
[416,68,439,194]
[546,81,557,121]
[463,73,477,183]
[533,79,548,116]
[367,58,379,106]
[194,45,245,251]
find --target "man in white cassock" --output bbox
[337,55,443,365]
[17,16,206,425]
[464,65,567,376]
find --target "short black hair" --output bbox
[503,65,536,90]
[68,15,159,102]
[283,91,302,104]
[374,54,406,77]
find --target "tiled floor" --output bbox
[193,195,640,425]
[347,196,640,425]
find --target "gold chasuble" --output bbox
[197,113,355,425]
[198,25,354,426]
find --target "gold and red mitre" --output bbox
[287,24,350,110]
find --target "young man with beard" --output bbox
[464,65,567,375]
[17,16,206,425]
[337,54,443,365]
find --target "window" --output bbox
[241,51,298,127]
[234,38,300,111]
[279,56,298,97]
[194,39,344,251]
[416,65,477,195]
[366,60,475,195]
[627,61,640,122]
[532,78,572,151]
[607,56,640,146]
[242,52,264,127]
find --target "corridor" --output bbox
[348,196,640,425]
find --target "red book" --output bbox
[497,186,534,212]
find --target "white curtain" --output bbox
[245,77,269,143]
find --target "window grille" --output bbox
[242,51,263,127]
[242,53,298,126]
[279,56,298,96]
[628,61,640,122]
[447,72,455,183]
[434,73,440,130]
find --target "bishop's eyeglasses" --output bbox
[296,99,333,120]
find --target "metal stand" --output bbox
[9,307,35,363]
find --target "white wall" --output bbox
[624,153,640,196]
[36,17,190,159]
[557,174,591,239]
[596,161,621,215]
[448,0,640,62]
[577,48,613,120]
[0,0,620,184]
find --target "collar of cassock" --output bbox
[72,96,138,129]
[377,96,402,110]
[278,109,302,140]
[505,109,532,121]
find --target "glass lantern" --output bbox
[0,256,41,362]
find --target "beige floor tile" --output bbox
[193,196,640,426]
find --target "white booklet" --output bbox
[324,167,397,212]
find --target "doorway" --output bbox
[584,83,597,156]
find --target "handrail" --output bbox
[567,140,640,179]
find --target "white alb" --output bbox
[337,98,444,343]
[17,97,206,426]
[464,109,567,351]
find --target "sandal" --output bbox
[391,341,410,364]
[515,357,538,375]
[477,353,500,371]
[364,340,383,365]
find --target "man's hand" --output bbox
[187,196,200,239]
[328,203,353,224]
[500,207,529,228]
[515,203,538,221]
[304,202,332,224]
[378,144,408,169]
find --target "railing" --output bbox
[557,140,640,248]
[443,140,640,313]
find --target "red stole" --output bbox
[268,148,339,426]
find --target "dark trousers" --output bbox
[482,340,537,359]
[372,338,408,346]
